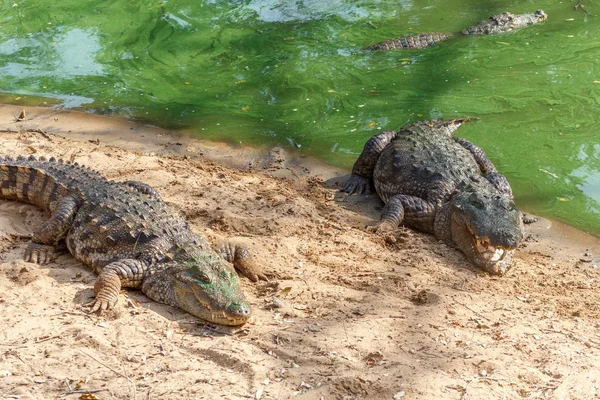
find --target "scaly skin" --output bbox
[366,33,454,50]
[0,155,267,325]
[461,10,548,35]
[367,10,547,50]
[342,119,524,275]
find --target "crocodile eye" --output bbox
[195,271,211,283]
[470,199,485,209]
[184,268,211,283]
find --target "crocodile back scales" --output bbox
[373,120,480,204]
[0,155,204,271]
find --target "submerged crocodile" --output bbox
[367,10,547,50]
[342,119,524,275]
[0,155,266,325]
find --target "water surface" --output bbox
[1,0,599,234]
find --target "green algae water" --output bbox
[1,0,599,235]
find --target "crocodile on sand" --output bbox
[367,10,547,50]
[0,155,267,325]
[342,119,524,275]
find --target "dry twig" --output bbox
[462,376,513,399]
[80,350,137,399]
[453,298,490,321]
[61,388,108,397]
[575,1,591,14]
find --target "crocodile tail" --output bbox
[0,155,84,211]
[366,32,454,50]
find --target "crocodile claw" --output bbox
[24,243,55,265]
[84,294,118,314]
[341,175,372,195]
[366,220,397,233]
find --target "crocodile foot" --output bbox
[84,295,118,313]
[366,220,398,233]
[341,175,372,195]
[24,243,55,264]
[218,243,269,282]
[85,269,122,313]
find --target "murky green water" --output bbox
[1,0,599,235]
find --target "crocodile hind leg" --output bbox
[453,137,513,196]
[25,195,79,264]
[342,130,398,194]
[368,195,437,233]
[453,137,497,174]
[86,259,146,312]
[123,181,162,200]
[218,243,268,282]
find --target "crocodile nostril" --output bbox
[230,302,252,317]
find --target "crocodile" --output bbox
[0,155,267,325]
[366,10,547,50]
[341,119,524,275]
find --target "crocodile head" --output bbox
[519,10,548,26]
[497,9,548,31]
[447,183,524,275]
[143,254,252,326]
[461,9,547,35]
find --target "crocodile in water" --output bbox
[367,10,547,50]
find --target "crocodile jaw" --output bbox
[173,279,252,326]
[450,212,522,275]
[468,233,516,275]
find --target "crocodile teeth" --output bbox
[481,248,506,262]
[473,236,507,263]
[475,237,491,254]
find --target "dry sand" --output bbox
[0,105,599,400]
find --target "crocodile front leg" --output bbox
[342,130,397,194]
[218,243,268,282]
[369,195,437,233]
[86,259,147,312]
[25,195,79,264]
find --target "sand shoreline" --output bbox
[1,105,599,399]
[2,104,598,254]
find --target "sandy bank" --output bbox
[0,105,599,399]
